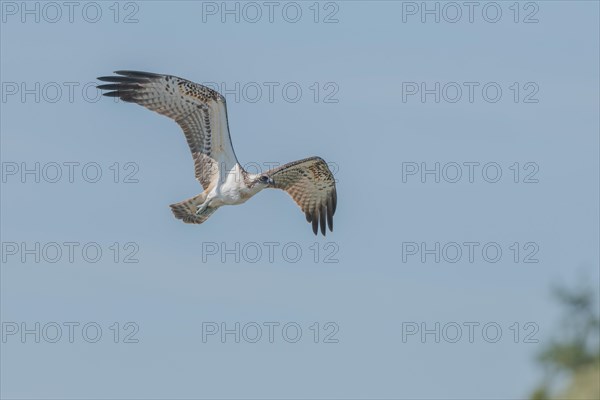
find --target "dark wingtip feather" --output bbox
[332,188,337,215]
[319,204,326,236]
[114,70,162,78]
[98,75,148,84]
[97,84,115,90]
[102,91,121,97]
[102,92,136,103]
[97,83,139,91]
[305,211,312,223]
[311,211,318,235]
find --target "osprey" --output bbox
[97,71,337,235]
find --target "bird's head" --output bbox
[252,174,275,188]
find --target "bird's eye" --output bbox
[260,175,268,182]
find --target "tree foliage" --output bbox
[530,278,599,399]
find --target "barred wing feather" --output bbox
[97,70,237,189]
[266,157,337,236]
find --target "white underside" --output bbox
[205,163,263,208]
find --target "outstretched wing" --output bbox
[266,157,337,236]
[97,70,238,189]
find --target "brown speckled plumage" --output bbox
[265,157,337,235]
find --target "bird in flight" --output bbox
[97,71,337,235]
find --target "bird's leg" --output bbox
[195,201,209,216]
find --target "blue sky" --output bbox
[1,1,599,398]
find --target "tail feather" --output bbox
[169,193,217,224]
